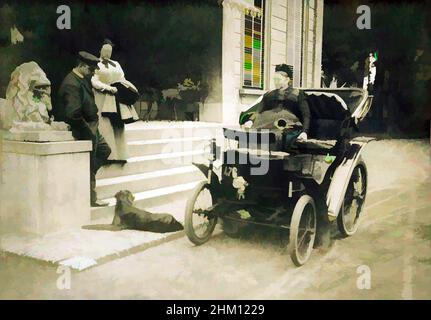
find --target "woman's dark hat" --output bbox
[78,51,99,67]
[103,38,115,47]
[275,64,293,78]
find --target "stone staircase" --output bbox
[92,121,223,221]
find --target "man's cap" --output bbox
[78,51,99,67]
[103,38,115,47]
[275,64,293,78]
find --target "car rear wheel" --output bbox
[337,161,367,237]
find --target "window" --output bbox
[243,0,265,89]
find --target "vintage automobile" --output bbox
[184,88,374,266]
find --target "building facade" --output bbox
[213,0,324,124]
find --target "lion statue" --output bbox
[0,61,69,132]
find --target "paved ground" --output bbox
[0,139,430,299]
[0,199,189,271]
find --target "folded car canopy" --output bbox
[239,88,372,125]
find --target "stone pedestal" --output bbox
[0,138,92,235]
[3,130,74,142]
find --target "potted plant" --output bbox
[177,78,208,121]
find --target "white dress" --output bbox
[91,59,137,160]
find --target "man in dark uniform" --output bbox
[240,64,311,148]
[56,51,111,207]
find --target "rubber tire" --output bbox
[184,181,218,245]
[337,161,367,237]
[289,195,317,267]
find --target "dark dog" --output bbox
[113,190,184,233]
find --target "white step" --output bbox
[125,121,222,141]
[91,181,202,220]
[96,149,208,179]
[92,121,221,221]
[128,136,212,157]
[95,165,205,199]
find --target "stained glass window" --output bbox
[243,0,265,89]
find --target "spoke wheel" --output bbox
[289,195,317,266]
[337,162,367,237]
[185,182,218,245]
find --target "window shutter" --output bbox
[292,0,303,87]
[286,0,296,71]
[300,0,306,87]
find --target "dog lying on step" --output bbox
[112,190,184,233]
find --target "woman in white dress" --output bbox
[91,39,139,164]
